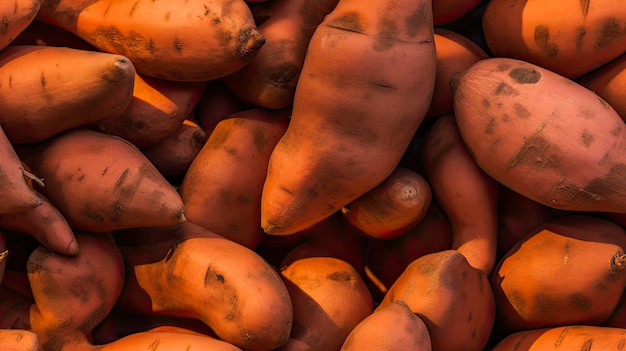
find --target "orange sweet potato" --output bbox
[491,325,626,351]
[222,0,339,109]
[490,214,626,335]
[261,0,437,235]
[16,129,186,233]
[0,45,135,145]
[0,0,40,51]
[420,114,500,275]
[0,329,39,351]
[180,108,290,248]
[95,327,243,351]
[482,0,626,79]
[37,0,265,82]
[452,57,626,213]
[340,166,432,240]
[578,52,626,121]
[0,126,41,214]
[277,256,373,351]
[96,73,207,149]
[378,249,495,351]
[340,301,432,351]
[115,221,293,351]
[27,231,124,350]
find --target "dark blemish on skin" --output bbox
[508,289,526,316]
[534,25,559,57]
[147,338,160,351]
[1,16,8,35]
[174,36,182,52]
[265,61,299,89]
[513,103,531,118]
[40,72,46,87]
[584,163,626,204]
[576,27,586,52]
[580,0,590,17]
[373,18,400,52]
[405,3,430,37]
[327,271,355,282]
[581,339,593,351]
[612,123,622,136]
[203,4,209,16]
[496,62,511,72]
[111,201,123,222]
[279,186,294,195]
[581,129,595,148]
[25,248,51,274]
[508,134,560,170]
[494,82,519,96]
[325,12,365,34]
[578,106,594,119]
[102,167,109,176]
[115,168,129,187]
[510,67,542,84]
[418,261,437,276]
[569,292,592,311]
[482,99,491,108]
[618,338,625,349]
[224,146,237,156]
[129,1,139,16]
[252,127,269,151]
[224,294,238,320]
[165,11,171,21]
[596,17,625,50]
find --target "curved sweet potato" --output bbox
[491,325,626,351]
[261,0,437,234]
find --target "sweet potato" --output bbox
[420,114,500,275]
[27,231,124,350]
[0,45,135,145]
[491,325,626,351]
[141,118,208,184]
[340,300,432,351]
[115,221,293,351]
[36,0,265,82]
[261,0,437,235]
[222,0,339,109]
[277,256,373,351]
[0,126,41,214]
[0,329,39,351]
[180,108,290,249]
[378,249,495,351]
[578,52,626,121]
[426,28,488,119]
[490,214,626,335]
[363,202,452,301]
[95,327,243,351]
[96,73,207,149]
[451,57,626,214]
[482,0,626,79]
[0,191,78,256]
[340,166,432,240]
[0,0,40,51]
[16,129,186,233]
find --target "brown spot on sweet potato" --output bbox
[509,67,542,84]
[129,1,139,16]
[584,163,626,207]
[265,59,299,90]
[596,17,625,50]
[508,134,560,170]
[513,103,530,118]
[580,0,590,17]
[373,17,399,52]
[174,36,182,52]
[496,62,511,72]
[0,16,8,35]
[494,82,519,96]
[508,289,526,315]
[569,292,592,311]
[534,25,558,57]
[485,116,497,134]
[405,3,431,37]
[618,338,625,349]
[581,129,595,148]
[327,271,355,283]
[482,99,491,108]
[326,12,364,33]
[576,27,586,52]
[581,339,593,351]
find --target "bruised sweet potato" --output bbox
[452,57,626,213]
[261,0,437,235]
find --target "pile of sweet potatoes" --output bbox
[2,0,626,350]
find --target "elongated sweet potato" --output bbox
[95,327,243,351]
[452,57,626,213]
[0,191,78,256]
[420,114,500,275]
[278,256,373,351]
[491,325,626,351]
[180,108,290,248]
[378,249,495,351]
[37,0,265,82]
[261,0,437,235]
[578,52,626,121]
[16,129,186,233]
[0,45,135,145]
[340,300,432,351]
[0,0,40,51]
[482,0,626,79]
[115,221,293,351]
[490,214,626,336]
[340,166,432,240]
[222,0,339,109]
[0,126,41,214]
[27,231,124,350]
[97,73,207,149]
